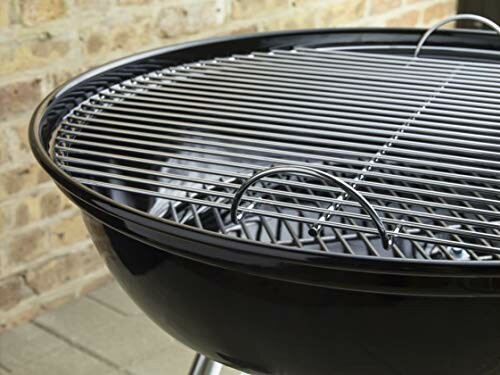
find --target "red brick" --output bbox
[0,204,9,234]
[0,79,41,121]
[48,213,89,249]
[370,0,402,15]
[19,0,66,26]
[387,9,420,27]
[231,0,288,20]
[156,1,223,39]
[25,246,104,294]
[423,1,456,24]
[79,272,113,295]
[0,1,10,28]
[0,163,49,200]
[0,276,23,310]
[117,0,152,4]
[0,304,41,333]
[229,25,258,35]
[39,189,63,218]
[316,0,367,27]
[0,129,8,166]
[75,0,112,11]
[4,228,48,273]
[85,33,105,55]
[0,33,71,76]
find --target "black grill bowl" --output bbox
[30,28,500,375]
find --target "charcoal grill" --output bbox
[30,14,500,375]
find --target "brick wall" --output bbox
[0,0,457,331]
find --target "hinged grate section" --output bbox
[53,47,500,261]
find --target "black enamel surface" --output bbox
[30,28,500,374]
[86,215,500,374]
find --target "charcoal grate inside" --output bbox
[53,46,500,261]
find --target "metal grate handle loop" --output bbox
[414,14,500,58]
[230,166,390,249]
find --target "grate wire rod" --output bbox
[117,83,500,128]
[260,50,500,79]
[54,47,500,259]
[59,122,500,196]
[224,54,500,87]
[144,73,500,110]
[170,67,500,102]
[72,177,500,256]
[61,153,496,239]
[79,103,500,166]
[104,89,500,141]
[310,63,459,237]
[62,116,500,185]
[66,112,500,177]
[187,62,500,97]
[108,80,500,132]
[297,48,500,72]
[102,91,500,148]
[56,129,500,206]
[55,133,500,217]
[54,147,500,226]
[54,148,500,229]
[191,61,496,95]
[228,49,500,80]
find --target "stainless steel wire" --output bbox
[53,46,500,260]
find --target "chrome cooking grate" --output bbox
[52,45,500,261]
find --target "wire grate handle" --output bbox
[414,14,500,58]
[230,166,391,250]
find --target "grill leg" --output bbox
[189,353,223,375]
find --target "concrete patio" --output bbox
[0,281,238,375]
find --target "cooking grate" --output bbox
[53,46,500,261]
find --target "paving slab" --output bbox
[0,322,118,375]
[127,341,195,375]
[0,323,66,370]
[74,315,175,368]
[128,347,241,375]
[88,281,142,316]
[35,296,121,336]
[87,286,241,374]
[35,293,175,369]
[221,365,241,375]
[2,281,244,374]
[12,344,120,375]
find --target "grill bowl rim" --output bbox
[29,27,500,284]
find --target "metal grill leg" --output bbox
[189,354,223,375]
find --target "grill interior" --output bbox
[53,46,500,261]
